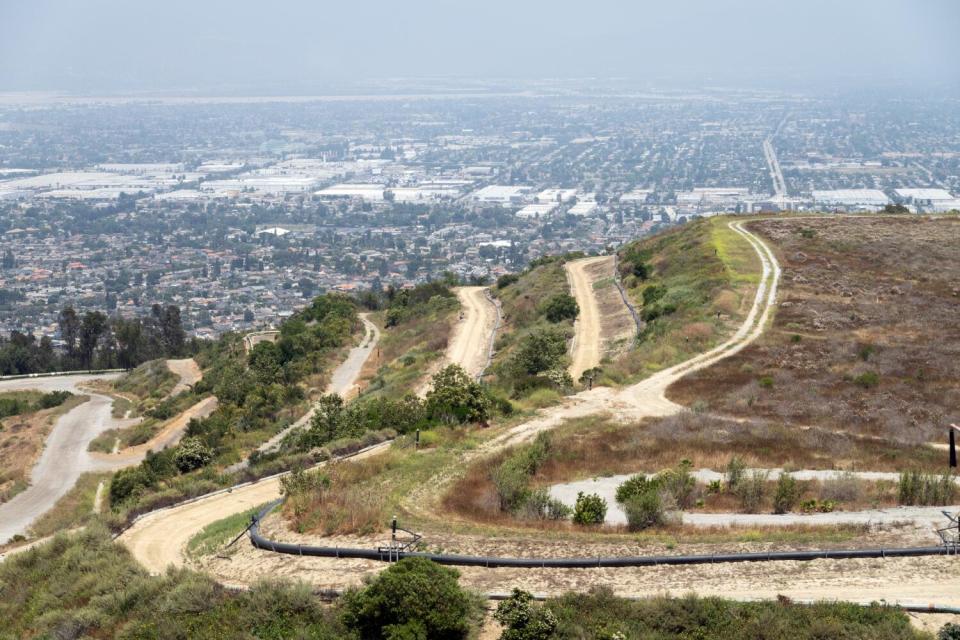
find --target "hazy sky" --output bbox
[1,0,957,94]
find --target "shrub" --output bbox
[657,460,696,509]
[493,434,552,513]
[341,557,474,640]
[497,273,521,289]
[173,437,214,473]
[642,285,667,306]
[572,492,607,526]
[542,293,579,323]
[736,470,769,513]
[109,465,155,505]
[623,490,665,531]
[495,589,558,640]
[36,390,73,409]
[520,488,572,521]
[508,328,569,377]
[615,474,656,504]
[854,371,880,389]
[725,456,746,491]
[758,375,774,389]
[819,472,862,504]
[898,470,956,506]
[773,473,801,514]
[939,622,960,640]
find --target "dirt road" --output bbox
[415,286,498,396]
[118,442,391,574]
[565,256,608,381]
[165,358,202,396]
[0,373,127,543]
[91,396,219,465]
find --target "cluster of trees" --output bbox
[0,304,191,375]
[298,364,492,450]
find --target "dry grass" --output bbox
[0,394,89,503]
[668,217,960,443]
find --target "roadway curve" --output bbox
[565,256,608,381]
[118,221,780,574]
[0,373,129,543]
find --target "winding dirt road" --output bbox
[0,373,129,543]
[565,256,608,381]
[118,221,779,574]
[165,358,202,396]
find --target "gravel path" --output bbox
[549,469,960,527]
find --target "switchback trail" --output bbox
[119,221,781,574]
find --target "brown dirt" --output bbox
[668,217,960,444]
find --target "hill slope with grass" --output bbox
[605,216,759,384]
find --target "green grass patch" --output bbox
[186,503,267,559]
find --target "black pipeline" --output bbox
[248,501,954,569]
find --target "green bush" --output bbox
[341,557,475,640]
[508,328,569,377]
[497,273,521,289]
[939,622,960,640]
[495,589,558,640]
[623,490,665,531]
[758,375,774,389]
[541,293,579,323]
[642,284,667,306]
[854,371,880,389]
[572,492,607,526]
[657,460,696,509]
[725,456,746,491]
[615,474,656,504]
[736,470,769,513]
[898,470,956,506]
[773,472,801,514]
[425,364,491,425]
[35,390,73,409]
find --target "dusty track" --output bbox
[165,358,202,396]
[565,256,608,381]
[415,286,498,396]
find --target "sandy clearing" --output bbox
[165,358,202,397]
[565,256,609,381]
[549,469,960,527]
[415,286,498,396]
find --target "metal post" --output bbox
[949,424,958,468]
[415,429,420,449]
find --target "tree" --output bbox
[78,311,108,369]
[341,557,474,640]
[509,328,568,376]
[425,364,490,425]
[541,293,579,323]
[2,249,14,270]
[773,472,801,514]
[173,437,213,473]
[58,307,81,363]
